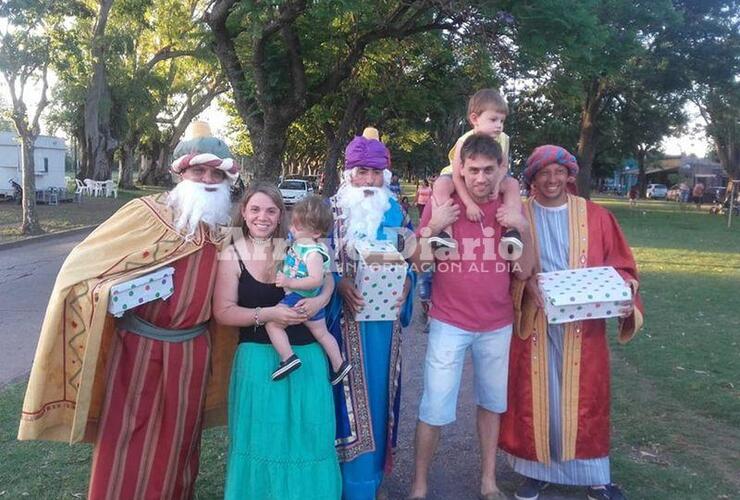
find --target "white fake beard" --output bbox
[167,179,233,239]
[335,182,391,244]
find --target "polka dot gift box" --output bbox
[108,267,175,318]
[353,240,408,322]
[537,266,632,324]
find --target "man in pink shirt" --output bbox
[408,133,534,500]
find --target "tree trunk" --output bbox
[83,0,117,181]
[636,148,647,197]
[576,78,608,199]
[139,147,174,186]
[138,155,153,183]
[137,138,170,186]
[19,136,42,235]
[576,114,597,199]
[118,142,137,189]
[714,136,739,180]
[247,118,289,181]
[322,131,343,197]
[321,94,365,197]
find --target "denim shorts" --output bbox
[418,319,512,425]
[280,291,325,321]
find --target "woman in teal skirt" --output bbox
[213,183,341,499]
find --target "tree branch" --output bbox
[206,0,262,125]
[142,47,202,74]
[307,8,459,109]
[30,63,49,136]
[279,21,307,120]
[168,80,229,149]
[252,0,307,114]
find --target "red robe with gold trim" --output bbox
[19,193,236,445]
[500,196,644,463]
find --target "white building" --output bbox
[0,131,67,197]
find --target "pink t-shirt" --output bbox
[418,194,514,332]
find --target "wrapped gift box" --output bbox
[108,267,175,317]
[353,240,408,322]
[537,266,632,324]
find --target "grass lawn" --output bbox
[0,194,738,498]
[601,198,740,499]
[0,186,165,243]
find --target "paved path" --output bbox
[0,231,580,499]
[385,309,579,500]
[0,229,93,386]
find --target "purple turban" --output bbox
[523,145,579,184]
[344,135,390,170]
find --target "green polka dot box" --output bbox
[107,266,175,318]
[353,240,408,322]
[536,266,632,324]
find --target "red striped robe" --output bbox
[87,242,218,500]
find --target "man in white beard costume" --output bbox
[326,128,416,499]
[19,121,239,500]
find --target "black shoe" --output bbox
[272,354,301,380]
[587,484,626,500]
[499,228,524,260]
[429,231,457,250]
[330,360,352,385]
[514,478,549,500]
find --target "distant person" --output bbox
[679,182,689,203]
[692,182,705,209]
[628,185,638,207]
[389,173,402,199]
[9,178,22,204]
[415,178,432,219]
[400,195,411,214]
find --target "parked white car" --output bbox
[279,178,314,206]
[646,183,668,199]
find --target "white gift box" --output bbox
[537,266,632,324]
[108,267,175,317]
[353,241,408,322]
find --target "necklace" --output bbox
[249,234,271,246]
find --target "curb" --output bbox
[0,224,97,251]
[0,370,29,392]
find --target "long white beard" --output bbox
[167,179,233,239]
[335,183,391,244]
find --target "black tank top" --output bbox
[233,246,315,345]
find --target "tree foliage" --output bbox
[205,0,525,181]
[3,0,736,198]
[46,0,226,185]
[671,0,740,179]
[0,0,86,233]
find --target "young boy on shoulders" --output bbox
[431,89,523,259]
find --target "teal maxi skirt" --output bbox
[224,342,342,500]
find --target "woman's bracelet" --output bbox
[254,307,264,326]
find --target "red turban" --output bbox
[523,145,579,184]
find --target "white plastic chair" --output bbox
[83,179,100,197]
[75,179,89,195]
[74,179,87,202]
[102,179,118,198]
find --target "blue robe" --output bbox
[327,196,416,499]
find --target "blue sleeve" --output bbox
[326,272,344,335]
[399,266,416,328]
